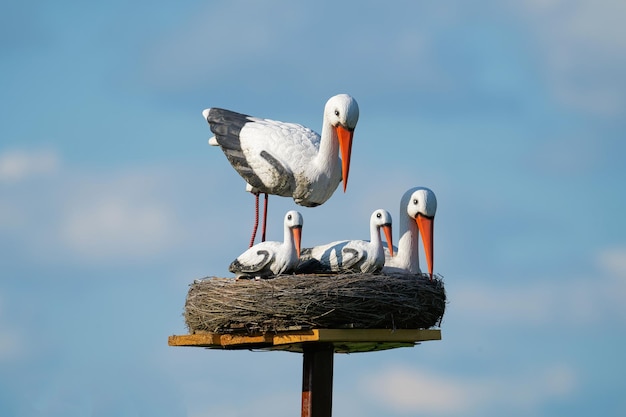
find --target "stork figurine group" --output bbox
[192,94,443,417]
[203,94,437,279]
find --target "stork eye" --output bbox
[413,199,419,205]
[376,212,382,218]
[334,110,340,117]
[287,214,292,220]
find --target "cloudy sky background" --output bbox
[1,1,625,416]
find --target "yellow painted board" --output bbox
[169,329,441,353]
[168,333,221,347]
[219,333,274,346]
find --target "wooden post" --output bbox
[301,343,334,417]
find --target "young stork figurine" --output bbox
[383,187,437,279]
[297,209,394,274]
[229,210,303,280]
[203,94,359,247]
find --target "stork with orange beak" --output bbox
[229,210,303,279]
[383,187,436,279]
[297,209,394,274]
[203,94,359,247]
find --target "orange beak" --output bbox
[292,226,302,258]
[416,214,434,279]
[336,125,354,192]
[382,224,394,257]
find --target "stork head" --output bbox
[325,94,359,192]
[285,210,303,258]
[371,209,394,257]
[402,187,437,278]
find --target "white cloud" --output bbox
[452,283,554,325]
[142,2,444,94]
[143,0,626,117]
[595,247,626,320]
[451,269,626,327]
[0,149,59,183]
[529,134,603,176]
[0,149,187,265]
[0,296,24,362]
[0,200,27,232]
[189,391,295,417]
[512,0,626,117]
[0,336,20,362]
[362,364,577,415]
[62,197,176,260]
[597,246,626,279]
[520,0,626,50]
[363,367,485,414]
[143,2,294,91]
[60,171,182,261]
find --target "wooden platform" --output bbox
[168,328,441,353]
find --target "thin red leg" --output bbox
[261,193,268,242]
[249,193,260,248]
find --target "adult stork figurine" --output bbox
[203,94,359,247]
[383,187,437,279]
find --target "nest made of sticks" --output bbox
[184,273,446,334]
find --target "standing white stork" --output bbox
[203,94,359,247]
[297,209,394,274]
[229,210,303,279]
[382,187,437,278]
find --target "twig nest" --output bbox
[184,273,446,334]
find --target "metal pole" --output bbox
[301,343,334,417]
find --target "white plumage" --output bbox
[204,94,358,205]
[229,210,303,279]
[383,187,437,276]
[297,209,394,274]
[203,94,359,245]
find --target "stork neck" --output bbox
[317,120,339,173]
[397,212,421,274]
[370,222,381,246]
[284,224,293,248]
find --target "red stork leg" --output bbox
[249,193,260,248]
[261,193,268,242]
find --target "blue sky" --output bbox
[1,1,625,416]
